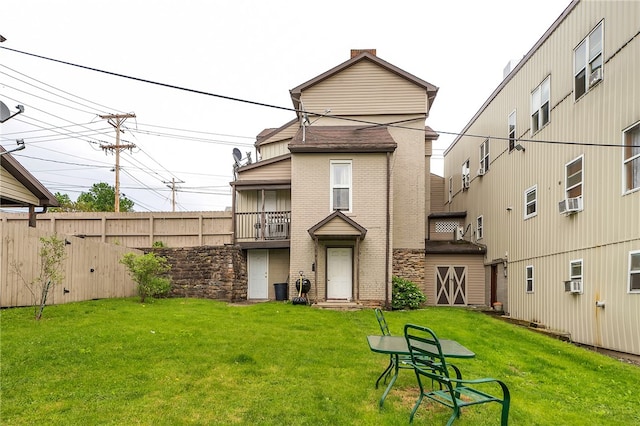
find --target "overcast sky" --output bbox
[1,0,571,212]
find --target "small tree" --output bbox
[120,252,171,302]
[19,235,66,320]
[391,276,426,310]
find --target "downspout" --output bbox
[385,152,391,309]
[314,237,319,303]
[231,185,236,243]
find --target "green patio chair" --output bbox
[373,308,413,388]
[404,324,510,425]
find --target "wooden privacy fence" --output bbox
[0,211,233,248]
[1,222,141,308]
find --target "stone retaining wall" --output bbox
[149,246,247,302]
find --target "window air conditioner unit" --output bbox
[462,175,470,189]
[455,226,464,241]
[564,280,583,294]
[589,68,602,86]
[477,167,486,176]
[558,197,582,214]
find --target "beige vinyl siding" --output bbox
[0,167,40,205]
[267,248,290,299]
[430,174,445,213]
[300,60,428,116]
[237,157,291,181]
[235,189,291,213]
[260,140,290,160]
[442,1,640,354]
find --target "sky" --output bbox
[1,0,572,212]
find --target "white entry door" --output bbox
[327,247,353,299]
[248,250,268,299]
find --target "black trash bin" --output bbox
[274,283,288,301]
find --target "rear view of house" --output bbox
[231,50,438,306]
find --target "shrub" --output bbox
[120,252,171,302]
[391,276,426,310]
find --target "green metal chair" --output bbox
[373,308,413,388]
[404,324,510,425]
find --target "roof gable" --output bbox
[308,210,367,239]
[0,146,58,207]
[290,51,438,113]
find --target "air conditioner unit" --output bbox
[564,280,583,294]
[462,175,470,189]
[558,197,583,214]
[455,226,464,241]
[589,68,602,86]
[477,167,486,176]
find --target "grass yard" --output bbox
[1,298,639,425]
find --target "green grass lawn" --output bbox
[2,298,639,425]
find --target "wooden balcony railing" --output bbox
[235,211,291,242]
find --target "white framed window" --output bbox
[479,139,490,173]
[508,111,516,152]
[330,160,352,212]
[571,258,583,283]
[461,160,470,190]
[448,177,453,203]
[526,265,534,293]
[531,76,550,134]
[623,122,640,193]
[476,215,483,240]
[524,185,538,219]
[574,21,603,100]
[565,155,583,199]
[629,251,640,293]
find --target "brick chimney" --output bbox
[351,49,376,58]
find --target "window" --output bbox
[508,111,516,151]
[574,21,603,100]
[448,177,453,203]
[531,77,550,134]
[630,251,640,293]
[461,160,470,190]
[623,122,640,193]
[330,160,352,212]
[526,266,534,293]
[570,259,583,284]
[476,215,483,240]
[565,156,583,199]
[479,139,489,173]
[524,185,537,219]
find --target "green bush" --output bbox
[120,252,171,302]
[391,276,426,310]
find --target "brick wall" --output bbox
[149,246,247,302]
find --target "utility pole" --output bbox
[100,113,136,212]
[163,178,184,212]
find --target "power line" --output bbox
[3,46,636,150]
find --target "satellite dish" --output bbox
[0,101,10,122]
[232,148,242,163]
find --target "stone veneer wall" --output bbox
[392,249,425,288]
[148,246,247,302]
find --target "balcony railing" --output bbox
[235,211,291,242]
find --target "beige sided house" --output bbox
[443,0,640,355]
[1,145,58,226]
[231,49,441,307]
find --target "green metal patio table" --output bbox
[367,334,475,407]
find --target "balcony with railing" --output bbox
[235,210,291,248]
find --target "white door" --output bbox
[327,247,353,299]
[248,250,268,299]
